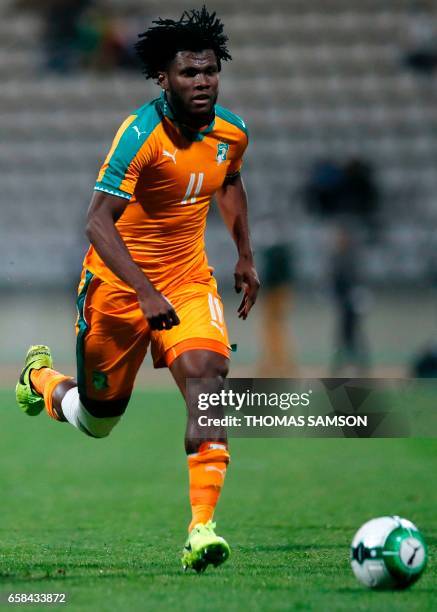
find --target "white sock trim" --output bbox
[61,387,120,438]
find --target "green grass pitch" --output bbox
[0,388,436,611]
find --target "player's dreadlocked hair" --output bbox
[135,6,232,79]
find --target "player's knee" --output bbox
[78,396,129,439]
[205,354,229,382]
[184,353,229,383]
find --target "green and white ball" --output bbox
[351,516,427,589]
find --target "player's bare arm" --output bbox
[216,173,260,319]
[86,191,179,331]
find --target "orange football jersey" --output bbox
[83,92,248,294]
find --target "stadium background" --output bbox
[1,1,437,610]
[2,0,437,380]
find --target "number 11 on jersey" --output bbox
[182,172,204,204]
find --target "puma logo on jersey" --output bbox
[132,126,147,139]
[162,149,178,164]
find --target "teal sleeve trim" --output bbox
[94,184,132,200]
[215,105,249,139]
[99,101,161,190]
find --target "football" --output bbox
[350,516,427,589]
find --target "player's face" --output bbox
[161,50,219,125]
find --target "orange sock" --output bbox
[187,441,230,532]
[30,368,72,420]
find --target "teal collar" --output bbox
[157,90,215,140]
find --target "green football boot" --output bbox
[181,521,230,573]
[16,345,53,416]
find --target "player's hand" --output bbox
[138,289,180,331]
[234,256,260,320]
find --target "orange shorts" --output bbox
[75,270,230,401]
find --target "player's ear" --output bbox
[157,72,168,91]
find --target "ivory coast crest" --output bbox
[216,142,229,164]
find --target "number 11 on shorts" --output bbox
[208,293,224,335]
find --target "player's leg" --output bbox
[151,278,232,571]
[170,349,231,572]
[53,385,130,438]
[170,349,229,454]
[17,346,131,439]
[16,273,148,438]
[29,363,129,438]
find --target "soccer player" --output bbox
[15,7,259,573]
